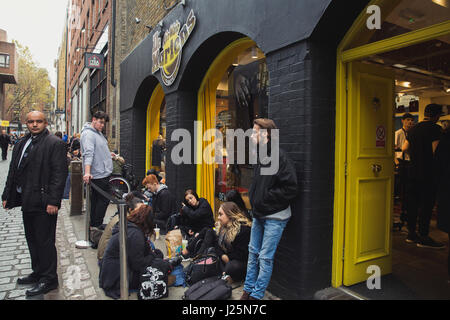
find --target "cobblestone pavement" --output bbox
[0,155,99,300]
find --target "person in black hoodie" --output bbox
[142,174,178,235]
[241,118,297,301]
[179,189,215,238]
[99,204,165,299]
[182,202,251,283]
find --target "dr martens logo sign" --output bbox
[152,9,196,86]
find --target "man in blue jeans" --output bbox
[241,118,298,300]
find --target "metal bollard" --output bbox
[118,203,128,300]
[69,160,83,216]
[75,183,92,249]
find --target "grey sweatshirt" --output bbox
[81,123,113,179]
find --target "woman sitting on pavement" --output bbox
[99,204,165,299]
[142,174,178,235]
[176,189,215,239]
[97,192,146,264]
[181,202,252,283]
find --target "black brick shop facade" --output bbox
[119,0,370,299]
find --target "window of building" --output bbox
[0,54,10,68]
[214,45,268,209]
[90,45,108,116]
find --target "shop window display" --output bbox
[214,45,268,210]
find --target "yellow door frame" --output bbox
[196,37,256,214]
[333,0,450,287]
[146,83,165,174]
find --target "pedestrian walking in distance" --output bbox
[2,111,68,297]
[0,129,11,161]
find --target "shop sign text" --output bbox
[152,9,196,86]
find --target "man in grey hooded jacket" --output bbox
[81,111,113,229]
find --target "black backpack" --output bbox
[184,254,221,286]
[182,276,232,300]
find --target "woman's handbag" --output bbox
[138,259,170,300]
[183,253,221,286]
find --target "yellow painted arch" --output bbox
[146,83,165,174]
[197,37,257,215]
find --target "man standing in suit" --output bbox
[2,111,68,297]
[0,129,11,161]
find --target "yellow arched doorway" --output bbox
[333,0,450,287]
[197,37,268,216]
[146,83,167,175]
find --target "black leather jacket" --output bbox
[249,148,298,218]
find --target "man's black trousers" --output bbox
[90,176,111,228]
[406,179,436,236]
[22,211,58,284]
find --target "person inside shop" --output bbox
[225,189,252,221]
[99,204,165,299]
[181,202,252,284]
[141,174,178,235]
[435,116,450,283]
[394,113,415,228]
[402,104,445,249]
[172,189,215,239]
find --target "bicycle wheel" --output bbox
[109,177,131,199]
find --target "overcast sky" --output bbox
[0,0,69,87]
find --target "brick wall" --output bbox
[111,0,171,152]
[264,39,336,299]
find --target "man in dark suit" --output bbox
[2,111,68,297]
[0,129,11,160]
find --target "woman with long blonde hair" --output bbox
[182,202,252,283]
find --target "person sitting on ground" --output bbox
[142,174,178,235]
[225,189,252,221]
[97,193,146,264]
[182,202,251,284]
[99,204,165,299]
[178,189,215,238]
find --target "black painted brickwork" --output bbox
[265,39,336,300]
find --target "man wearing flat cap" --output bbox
[402,104,445,249]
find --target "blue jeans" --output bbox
[243,217,289,300]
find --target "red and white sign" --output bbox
[376,125,386,147]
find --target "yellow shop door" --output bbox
[343,62,395,286]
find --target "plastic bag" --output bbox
[165,229,182,258]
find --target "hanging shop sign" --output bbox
[85,53,104,70]
[152,9,196,86]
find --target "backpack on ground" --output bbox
[184,253,221,286]
[182,276,232,300]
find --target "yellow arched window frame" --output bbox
[196,37,257,214]
[146,83,165,174]
[332,0,450,288]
